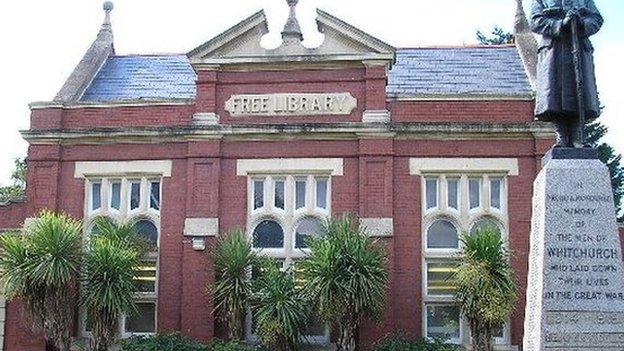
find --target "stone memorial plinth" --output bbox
[523,157,624,350]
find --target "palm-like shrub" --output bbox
[250,260,309,351]
[0,211,83,351]
[299,216,389,351]
[454,226,518,351]
[212,230,257,340]
[82,218,144,351]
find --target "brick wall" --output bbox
[8,62,552,350]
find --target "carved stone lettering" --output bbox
[224,93,357,117]
[523,159,624,350]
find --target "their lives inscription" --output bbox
[524,159,624,350]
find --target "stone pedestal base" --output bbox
[523,159,624,350]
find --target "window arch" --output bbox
[252,219,285,249]
[426,219,459,250]
[133,219,159,251]
[294,216,323,249]
[469,217,504,237]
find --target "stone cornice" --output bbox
[29,99,195,110]
[387,93,535,102]
[21,122,554,145]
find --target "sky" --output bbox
[0,0,622,186]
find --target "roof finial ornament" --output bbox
[282,0,303,42]
[102,1,114,31]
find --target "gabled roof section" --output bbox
[187,6,395,67]
[387,46,533,100]
[55,2,116,103]
[80,55,196,102]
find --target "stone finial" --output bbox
[102,1,114,31]
[513,0,538,88]
[281,0,303,42]
[513,0,529,34]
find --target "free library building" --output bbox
[2,1,621,350]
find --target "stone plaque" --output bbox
[224,93,357,117]
[523,159,624,351]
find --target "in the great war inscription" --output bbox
[524,159,624,350]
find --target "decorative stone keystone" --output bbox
[523,159,624,350]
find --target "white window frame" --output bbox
[81,176,162,339]
[421,173,510,347]
[245,174,331,345]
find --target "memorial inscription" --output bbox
[523,159,624,351]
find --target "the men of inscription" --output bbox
[530,0,603,148]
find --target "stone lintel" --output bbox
[360,218,393,237]
[362,110,391,123]
[184,218,219,237]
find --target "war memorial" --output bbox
[0,0,622,350]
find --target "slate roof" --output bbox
[387,46,533,98]
[81,55,197,102]
[79,46,532,102]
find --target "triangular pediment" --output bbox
[188,8,395,67]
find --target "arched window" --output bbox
[470,217,502,236]
[294,217,323,249]
[134,219,159,250]
[427,219,459,249]
[253,220,284,249]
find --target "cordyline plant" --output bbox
[82,218,145,351]
[454,226,518,351]
[299,215,389,351]
[212,230,258,341]
[0,211,83,351]
[251,260,309,351]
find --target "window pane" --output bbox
[490,178,502,210]
[254,180,264,210]
[296,180,306,209]
[253,220,284,249]
[316,179,328,209]
[425,179,438,210]
[274,181,285,210]
[427,220,458,249]
[295,217,323,249]
[125,303,155,333]
[470,218,501,237]
[447,179,458,210]
[150,182,160,210]
[426,305,460,340]
[130,182,141,210]
[134,220,158,250]
[427,262,457,296]
[110,182,121,210]
[469,179,481,209]
[92,183,101,211]
[135,260,157,293]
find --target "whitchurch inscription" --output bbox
[523,159,624,350]
[225,93,357,117]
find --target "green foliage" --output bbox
[373,335,458,351]
[120,334,261,351]
[585,121,624,220]
[209,340,260,351]
[0,211,83,351]
[120,333,208,351]
[212,230,258,340]
[476,27,514,45]
[0,158,26,203]
[299,215,389,351]
[251,260,309,351]
[82,218,144,351]
[454,226,518,351]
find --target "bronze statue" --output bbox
[530,0,603,148]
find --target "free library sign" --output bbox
[225,93,357,117]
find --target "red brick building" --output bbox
[3,2,621,351]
